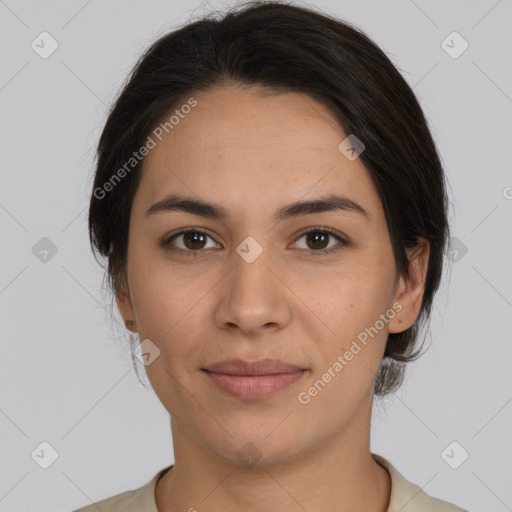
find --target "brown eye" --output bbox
[293,228,347,254]
[162,227,347,257]
[163,229,220,253]
[180,232,208,250]
[304,231,329,250]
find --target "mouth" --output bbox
[201,358,308,400]
[202,371,307,400]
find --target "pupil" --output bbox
[185,232,205,249]
[308,232,327,250]
[181,232,329,251]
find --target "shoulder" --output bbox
[372,454,468,512]
[72,466,171,512]
[72,487,142,512]
[73,460,467,512]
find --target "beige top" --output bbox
[73,454,467,511]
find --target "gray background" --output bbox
[1,0,511,510]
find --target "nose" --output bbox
[214,237,292,336]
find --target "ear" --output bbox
[116,280,138,333]
[388,238,430,334]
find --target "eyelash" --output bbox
[161,227,348,257]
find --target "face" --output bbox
[117,84,428,466]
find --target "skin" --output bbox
[116,84,430,512]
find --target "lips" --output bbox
[202,358,307,400]
[203,358,304,376]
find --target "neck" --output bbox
[155,408,391,512]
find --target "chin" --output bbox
[200,426,310,469]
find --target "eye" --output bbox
[292,227,347,255]
[161,227,347,256]
[162,228,220,254]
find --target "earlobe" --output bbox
[116,282,138,332]
[388,239,430,334]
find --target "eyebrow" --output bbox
[145,193,370,222]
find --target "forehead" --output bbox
[150,85,345,154]
[135,85,382,223]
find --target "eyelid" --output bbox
[291,226,348,254]
[162,227,221,251]
[162,226,348,255]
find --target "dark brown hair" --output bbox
[88,0,450,396]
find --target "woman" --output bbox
[75,1,467,510]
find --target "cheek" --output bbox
[304,267,393,386]
[127,244,189,331]
[300,296,390,414]
[133,280,199,415]
[305,264,392,335]
[129,263,205,359]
